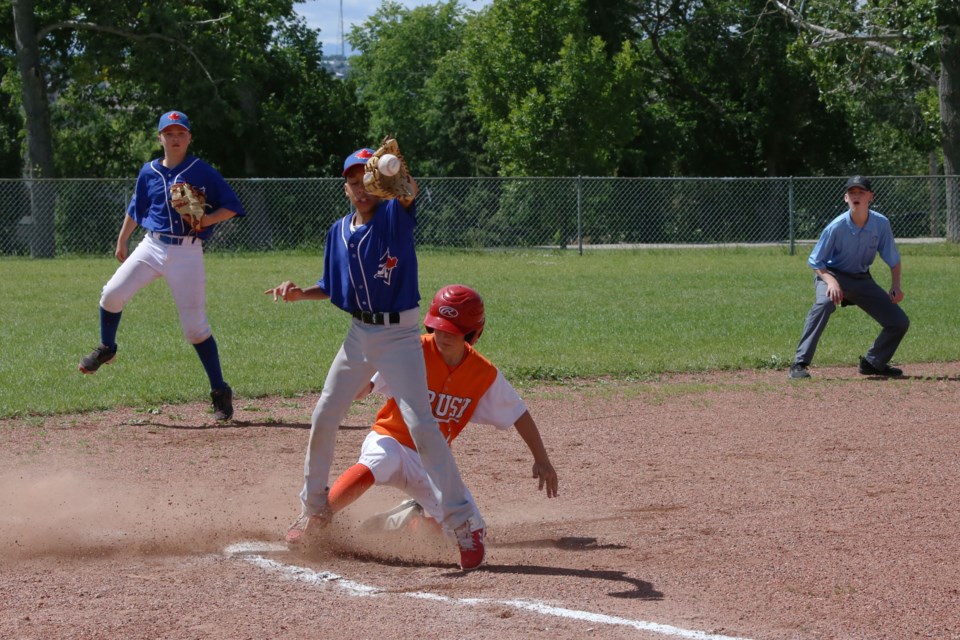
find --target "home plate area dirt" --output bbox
[2,364,960,639]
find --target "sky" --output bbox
[294,0,491,57]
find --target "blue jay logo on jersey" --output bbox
[375,249,399,285]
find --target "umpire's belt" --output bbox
[352,310,401,325]
[827,268,871,281]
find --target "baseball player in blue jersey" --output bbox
[78,110,245,421]
[789,175,909,379]
[265,144,487,570]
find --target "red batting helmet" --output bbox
[424,285,485,344]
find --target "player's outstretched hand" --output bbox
[264,281,303,302]
[533,461,559,498]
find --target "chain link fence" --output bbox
[1,175,955,257]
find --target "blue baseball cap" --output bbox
[158,110,191,132]
[342,148,375,176]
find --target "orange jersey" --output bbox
[372,334,498,450]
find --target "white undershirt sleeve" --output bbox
[470,371,527,430]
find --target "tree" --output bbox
[1,1,25,177]
[171,6,364,178]
[582,0,637,53]
[628,0,856,177]
[7,0,365,179]
[462,0,645,176]
[8,0,62,255]
[6,0,367,257]
[348,1,485,176]
[768,0,960,239]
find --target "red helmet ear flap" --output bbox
[424,285,485,339]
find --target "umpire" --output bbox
[789,175,909,379]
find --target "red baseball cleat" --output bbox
[453,519,486,571]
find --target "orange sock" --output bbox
[327,463,375,513]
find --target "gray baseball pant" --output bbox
[793,271,909,368]
[300,309,478,531]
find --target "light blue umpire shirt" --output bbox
[807,209,900,274]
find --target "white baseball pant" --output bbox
[99,233,212,344]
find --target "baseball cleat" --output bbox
[788,363,810,379]
[78,344,117,374]
[453,518,486,571]
[857,356,902,377]
[211,385,234,421]
[285,509,332,545]
[362,499,444,536]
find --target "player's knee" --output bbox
[99,287,126,314]
[179,309,211,343]
[812,298,834,313]
[183,326,212,343]
[894,314,910,335]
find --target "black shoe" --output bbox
[788,363,810,379]
[857,356,902,377]
[79,344,117,374]
[211,385,234,421]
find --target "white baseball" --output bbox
[379,153,401,177]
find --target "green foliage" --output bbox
[636,0,856,177]
[178,3,366,177]
[5,0,955,181]
[0,58,23,178]
[463,0,645,176]
[780,0,942,174]
[348,1,484,176]
[50,82,157,178]
[4,245,960,417]
[7,0,365,179]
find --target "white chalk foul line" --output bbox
[223,542,752,640]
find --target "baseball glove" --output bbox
[169,182,209,234]
[363,136,414,202]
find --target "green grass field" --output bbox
[3,244,960,418]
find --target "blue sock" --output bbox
[100,307,122,349]
[193,336,227,390]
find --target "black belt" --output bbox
[828,269,871,281]
[150,232,189,246]
[351,310,401,325]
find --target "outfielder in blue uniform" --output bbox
[265,146,486,570]
[78,110,245,421]
[789,176,909,379]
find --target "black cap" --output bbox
[845,175,873,192]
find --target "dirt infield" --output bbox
[3,364,960,640]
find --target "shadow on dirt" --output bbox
[481,563,663,599]
[495,536,626,551]
[329,539,662,600]
[133,420,377,430]
[867,374,960,381]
